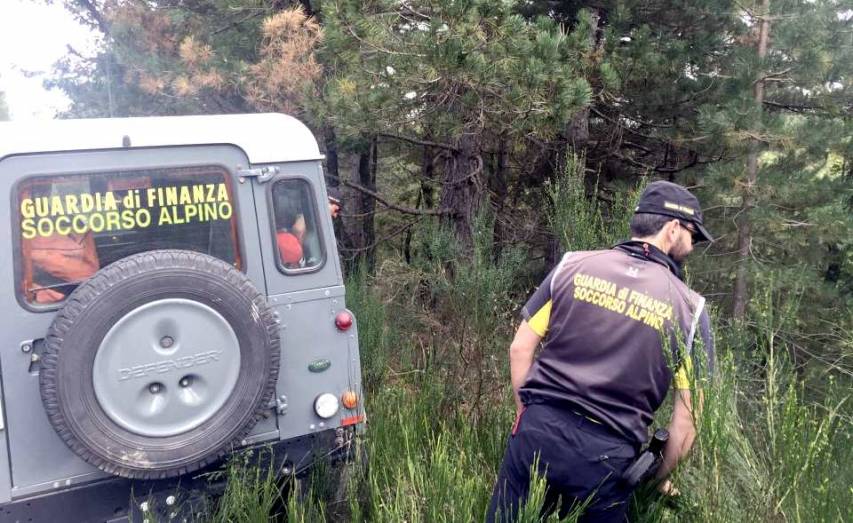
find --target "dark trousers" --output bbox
[487,403,638,523]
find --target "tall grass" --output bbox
[547,153,636,251]
[338,273,849,522]
[205,161,850,522]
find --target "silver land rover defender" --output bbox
[0,113,364,522]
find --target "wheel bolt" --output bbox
[160,336,175,348]
[149,383,163,394]
[179,377,192,388]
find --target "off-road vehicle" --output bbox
[0,113,364,521]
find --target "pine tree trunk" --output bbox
[404,143,436,264]
[352,139,377,272]
[491,137,509,258]
[363,138,377,272]
[420,137,436,209]
[733,0,771,320]
[440,134,482,247]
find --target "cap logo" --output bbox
[663,201,695,216]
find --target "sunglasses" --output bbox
[677,220,699,241]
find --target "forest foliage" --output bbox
[42,1,852,521]
[48,0,852,339]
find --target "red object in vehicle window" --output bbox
[276,231,303,266]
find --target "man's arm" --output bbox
[656,305,713,492]
[512,263,559,414]
[657,389,697,476]
[510,320,542,414]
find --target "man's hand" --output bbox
[657,479,680,497]
[509,320,542,412]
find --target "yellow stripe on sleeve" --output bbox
[673,354,693,390]
[527,299,552,337]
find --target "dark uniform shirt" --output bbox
[519,242,714,445]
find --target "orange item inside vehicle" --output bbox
[22,232,100,304]
[276,231,303,266]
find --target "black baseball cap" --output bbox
[634,181,714,242]
[327,187,342,205]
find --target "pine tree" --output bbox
[692,0,852,330]
[321,0,594,244]
[46,0,852,343]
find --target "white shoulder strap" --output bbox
[550,252,575,296]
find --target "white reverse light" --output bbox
[314,393,339,419]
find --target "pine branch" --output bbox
[212,10,266,35]
[377,132,460,152]
[345,23,426,58]
[754,68,793,84]
[74,0,111,36]
[339,217,424,253]
[607,149,711,174]
[762,100,832,115]
[343,180,455,216]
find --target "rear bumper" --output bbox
[0,428,354,523]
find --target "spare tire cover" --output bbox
[39,250,280,479]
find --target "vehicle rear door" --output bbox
[0,144,269,499]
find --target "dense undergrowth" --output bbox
[209,165,851,522]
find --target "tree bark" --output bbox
[733,0,771,320]
[420,139,436,209]
[490,137,509,258]
[439,134,482,248]
[342,138,378,273]
[362,138,378,272]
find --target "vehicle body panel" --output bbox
[0,114,363,516]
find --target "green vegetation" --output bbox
[45,1,851,520]
[204,171,850,522]
[51,1,853,339]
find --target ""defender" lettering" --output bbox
[117,350,223,381]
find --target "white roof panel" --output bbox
[0,113,322,164]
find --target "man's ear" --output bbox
[668,219,681,238]
[660,219,680,251]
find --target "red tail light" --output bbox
[335,310,353,331]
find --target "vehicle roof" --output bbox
[0,113,322,164]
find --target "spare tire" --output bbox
[39,250,280,479]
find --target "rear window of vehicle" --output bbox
[16,165,241,306]
[271,179,325,273]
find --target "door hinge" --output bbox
[237,166,279,183]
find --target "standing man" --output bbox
[488,181,715,522]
